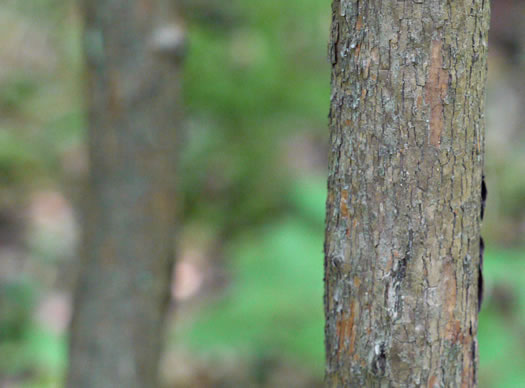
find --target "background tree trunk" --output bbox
[66,1,184,387]
[324,1,489,386]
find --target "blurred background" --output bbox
[0,0,523,387]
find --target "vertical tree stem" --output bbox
[67,1,183,387]
[324,1,490,386]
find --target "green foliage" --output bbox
[0,278,65,381]
[0,78,38,111]
[179,178,326,374]
[180,0,331,233]
[495,160,525,220]
[478,249,525,388]
[0,129,41,185]
[0,279,35,342]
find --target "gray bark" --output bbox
[324,1,490,387]
[66,1,184,388]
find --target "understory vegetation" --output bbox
[0,1,524,387]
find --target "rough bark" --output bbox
[324,1,490,387]
[66,1,184,388]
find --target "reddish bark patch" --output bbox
[417,94,423,109]
[353,276,361,289]
[336,300,357,358]
[446,319,462,343]
[425,40,448,147]
[355,44,361,57]
[340,189,349,218]
[356,15,363,31]
[428,375,438,388]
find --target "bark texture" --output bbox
[324,1,490,387]
[66,1,184,388]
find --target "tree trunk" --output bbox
[66,2,184,388]
[324,1,490,387]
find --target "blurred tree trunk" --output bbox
[66,1,185,388]
[491,0,525,142]
[324,1,489,386]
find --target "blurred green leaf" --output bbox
[179,218,325,375]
